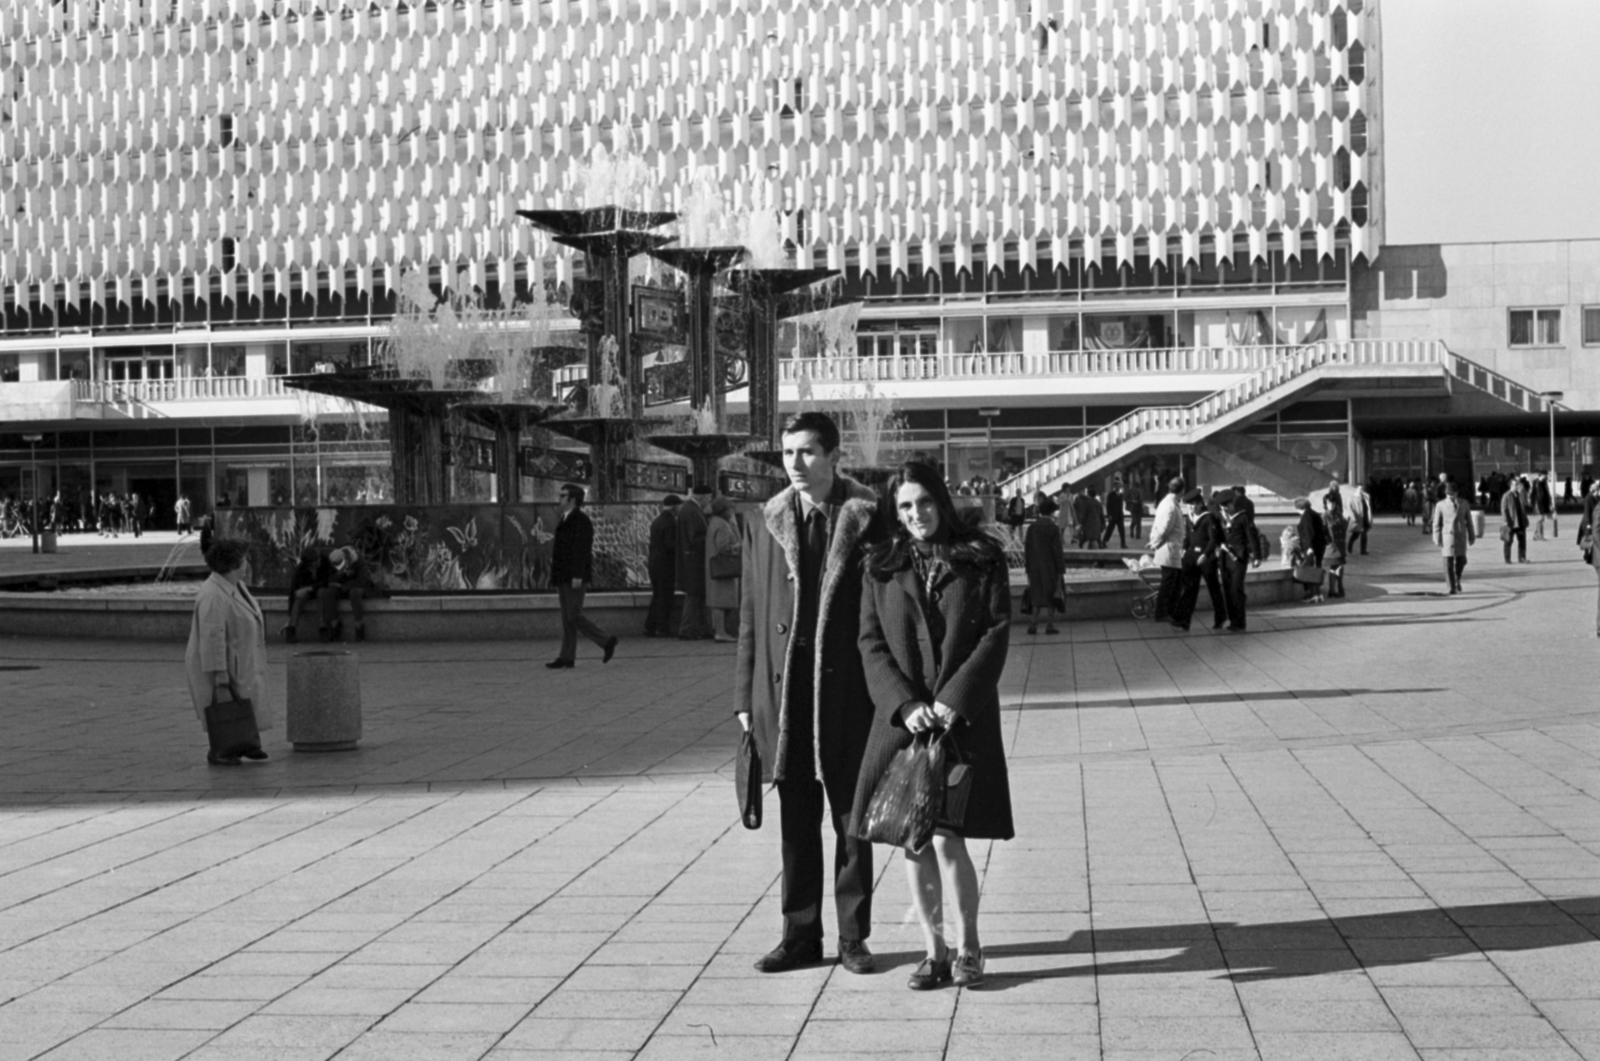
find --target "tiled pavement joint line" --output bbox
[5,789,456,1054]
[175,783,702,1060]
[1212,751,1420,1057]
[1078,760,1104,1060]
[1150,755,1268,1060]
[0,794,377,941]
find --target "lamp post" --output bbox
[978,407,1000,495]
[1543,391,1563,504]
[21,433,42,555]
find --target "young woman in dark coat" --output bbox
[852,460,1014,991]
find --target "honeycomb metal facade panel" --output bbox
[0,0,1377,308]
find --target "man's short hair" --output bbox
[781,411,841,454]
[560,483,586,506]
[1167,476,1186,495]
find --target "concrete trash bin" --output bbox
[1472,510,1486,538]
[286,649,362,752]
[40,531,56,554]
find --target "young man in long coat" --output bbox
[645,495,680,636]
[734,411,879,976]
[676,485,712,639]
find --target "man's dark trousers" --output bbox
[1154,565,1183,621]
[775,669,872,944]
[1348,526,1368,555]
[557,585,610,661]
[1200,561,1229,627]
[1172,565,1201,627]
[1222,555,1250,629]
[1503,528,1526,563]
[645,580,674,634]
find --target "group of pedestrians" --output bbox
[1145,478,1268,631]
[644,485,744,643]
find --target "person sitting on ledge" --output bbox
[319,546,371,642]
[282,546,326,644]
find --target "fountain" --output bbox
[284,150,864,505]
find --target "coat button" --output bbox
[776,623,788,635]
[772,671,783,684]
[785,572,795,581]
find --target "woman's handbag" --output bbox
[735,728,762,829]
[858,729,969,852]
[709,552,741,580]
[1499,523,1512,543]
[1291,564,1325,586]
[204,690,260,759]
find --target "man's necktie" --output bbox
[806,508,827,572]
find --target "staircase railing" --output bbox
[1446,351,1566,413]
[1001,338,1446,496]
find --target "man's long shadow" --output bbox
[877,897,1599,988]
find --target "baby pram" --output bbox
[1123,556,1163,619]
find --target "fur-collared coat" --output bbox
[849,536,1015,841]
[734,476,878,789]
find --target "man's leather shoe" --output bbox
[837,939,876,974]
[545,659,574,669]
[753,939,824,973]
[603,636,618,663]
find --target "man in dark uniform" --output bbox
[1219,488,1260,631]
[546,483,618,668]
[645,495,681,637]
[734,411,879,976]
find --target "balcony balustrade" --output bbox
[779,344,1314,385]
[71,376,292,404]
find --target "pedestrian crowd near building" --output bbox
[0,491,155,538]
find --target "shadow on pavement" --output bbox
[1008,688,1446,712]
[966,897,1600,988]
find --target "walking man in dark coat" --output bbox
[734,411,880,976]
[645,495,681,636]
[546,483,618,669]
[676,484,713,639]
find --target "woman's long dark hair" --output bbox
[869,460,1005,578]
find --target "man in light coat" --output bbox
[1146,476,1187,622]
[1346,481,1372,556]
[1434,480,1476,593]
[734,411,879,977]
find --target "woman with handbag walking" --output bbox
[852,461,1014,991]
[705,497,741,643]
[185,539,274,765]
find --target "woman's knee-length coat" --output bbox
[849,538,1015,841]
[185,573,275,731]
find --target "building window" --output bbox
[1583,306,1600,346]
[1509,308,1562,347]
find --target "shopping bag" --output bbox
[735,728,762,829]
[204,695,260,759]
[857,733,945,852]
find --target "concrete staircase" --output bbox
[1195,431,1331,500]
[1000,340,1561,499]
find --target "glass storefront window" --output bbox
[217,462,290,507]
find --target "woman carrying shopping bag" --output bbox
[852,461,1014,991]
[185,539,274,765]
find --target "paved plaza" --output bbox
[0,521,1597,1060]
